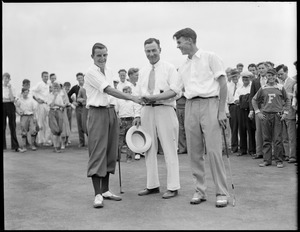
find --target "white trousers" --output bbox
[141,105,180,191]
[36,103,51,144]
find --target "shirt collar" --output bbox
[151,60,161,69]
[187,48,203,61]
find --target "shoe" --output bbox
[190,192,207,205]
[288,158,297,163]
[61,145,65,150]
[78,144,85,148]
[284,156,290,161]
[54,147,61,153]
[231,148,238,153]
[162,190,178,199]
[138,187,160,196]
[67,140,71,145]
[135,154,141,160]
[216,195,228,208]
[102,191,122,201]
[43,142,52,147]
[259,161,271,167]
[31,146,37,151]
[18,148,27,153]
[126,157,133,163]
[93,194,104,208]
[252,154,263,159]
[236,152,247,156]
[277,162,284,168]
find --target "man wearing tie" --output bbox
[227,69,242,153]
[133,38,181,199]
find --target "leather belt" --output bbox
[89,105,114,109]
[144,104,164,107]
[190,96,218,100]
[120,117,134,121]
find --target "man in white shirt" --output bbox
[116,69,133,92]
[233,71,256,157]
[83,42,141,208]
[115,86,139,162]
[133,38,181,200]
[15,88,38,152]
[31,71,52,146]
[2,72,22,152]
[227,69,242,153]
[249,62,269,159]
[173,28,229,207]
[275,64,297,163]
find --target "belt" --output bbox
[89,105,115,109]
[228,103,235,106]
[144,103,164,107]
[50,107,63,111]
[21,114,33,116]
[190,96,218,100]
[120,117,134,121]
[3,101,14,103]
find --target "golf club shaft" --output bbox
[222,127,236,206]
[118,148,123,193]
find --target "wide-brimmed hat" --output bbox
[126,126,152,153]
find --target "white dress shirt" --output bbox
[115,98,138,118]
[83,64,117,108]
[15,97,37,115]
[31,81,50,102]
[2,85,16,102]
[116,80,134,92]
[227,81,242,104]
[233,83,252,102]
[176,49,226,99]
[135,59,181,109]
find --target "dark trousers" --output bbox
[3,102,19,150]
[76,105,85,146]
[261,113,284,163]
[239,108,256,154]
[229,104,240,152]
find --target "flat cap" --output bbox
[266,68,277,76]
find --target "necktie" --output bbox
[148,65,155,95]
[233,83,237,96]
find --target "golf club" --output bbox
[118,147,124,194]
[222,126,236,206]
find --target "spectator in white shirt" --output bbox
[116,69,133,92]
[31,71,52,146]
[2,72,22,152]
[15,88,38,152]
[233,71,256,157]
[227,69,242,153]
[115,86,139,162]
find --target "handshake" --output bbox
[134,95,157,105]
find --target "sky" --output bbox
[2,2,297,93]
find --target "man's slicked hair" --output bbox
[173,28,197,44]
[144,38,161,48]
[41,71,48,77]
[92,43,107,56]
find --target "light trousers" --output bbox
[141,105,180,191]
[185,98,229,198]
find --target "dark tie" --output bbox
[148,65,155,95]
